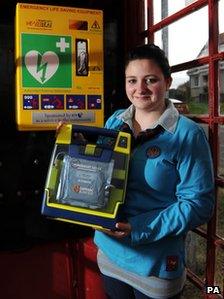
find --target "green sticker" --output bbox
[22,33,72,88]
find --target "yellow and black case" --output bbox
[41,124,131,229]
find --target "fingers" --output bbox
[99,229,127,238]
[96,222,131,239]
[55,121,64,138]
[116,222,132,234]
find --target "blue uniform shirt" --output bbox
[94,100,214,279]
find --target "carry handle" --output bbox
[72,124,118,138]
[71,125,118,151]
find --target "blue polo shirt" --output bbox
[94,100,214,279]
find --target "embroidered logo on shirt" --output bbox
[146,146,161,159]
[166,256,178,271]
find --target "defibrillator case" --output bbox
[41,124,131,229]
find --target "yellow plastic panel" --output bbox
[56,124,72,144]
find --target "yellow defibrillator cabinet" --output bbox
[15,3,104,130]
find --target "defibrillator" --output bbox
[41,124,131,229]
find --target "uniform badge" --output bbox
[166,256,178,271]
[146,146,161,159]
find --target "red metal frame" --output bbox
[0,240,76,299]
[143,1,224,298]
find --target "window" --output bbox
[193,75,199,87]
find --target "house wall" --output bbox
[188,63,224,101]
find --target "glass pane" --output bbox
[169,70,189,115]
[185,232,206,278]
[153,0,161,24]
[170,71,189,92]
[154,7,208,66]
[220,61,224,115]
[218,125,224,179]
[169,8,208,66]
[215,247,224,295]
[182,279,203,299]
[217,187,224,238]
[153,0,198,23]
[187,64,209,115]
[219,0,224,35]
[169,67,209,115]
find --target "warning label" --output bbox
[91,20,100,29]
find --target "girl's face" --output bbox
[125,59,172,112]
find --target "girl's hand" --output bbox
[96,222,131,239]
[55,121,64,137]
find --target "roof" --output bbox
[197,32,224,57]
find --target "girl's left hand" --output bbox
[96,222,131,239]
[55,121,64,138]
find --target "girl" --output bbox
[94,44,214,299]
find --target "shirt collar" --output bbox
[117,99,179,134]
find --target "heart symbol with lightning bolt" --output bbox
[25,50,59,84]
